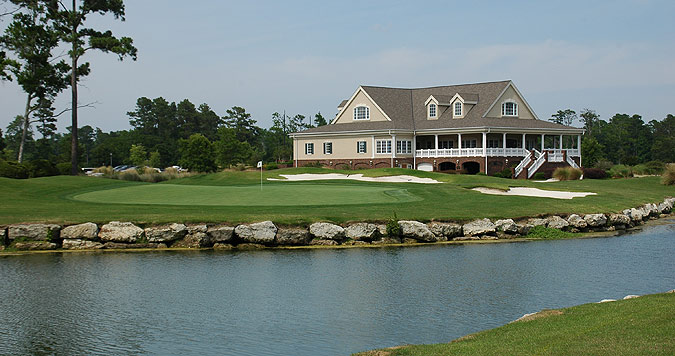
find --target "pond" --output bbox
[1,220,673,356]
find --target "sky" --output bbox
[1,0,674,134]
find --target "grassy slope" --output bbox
[0,168,673,225]
[354,292,675,356]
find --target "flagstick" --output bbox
[260,162,263,191]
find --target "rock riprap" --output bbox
[208,225,235,243]
[309,222,345,241]
[399,220,437,242]
[276,228,311,245]
[494,219,518,234]
[144,223,187,242]
[61,222,98,240]
[62,239,104,250]
[8,224,61,241]
[429,222,463,239]
[235,221,277,244]
[98,222,143,243]
[462,219,496,237]
[344,223,379,241]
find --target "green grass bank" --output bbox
[354,292,675,356]
[0,167,673,225]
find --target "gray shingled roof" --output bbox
[337,99,348,108]
[295,81,581,135]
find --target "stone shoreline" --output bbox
[1,197,673,253]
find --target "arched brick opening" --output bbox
[438,161,457,171]
[462,161,481,175]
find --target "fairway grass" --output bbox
[354,292,675,356]
[1,167,673,225]
[71,184,421,206]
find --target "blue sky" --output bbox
[1,0,674,133]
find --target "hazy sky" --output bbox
[1,0,674,134]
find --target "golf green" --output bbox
[71,183,422,206]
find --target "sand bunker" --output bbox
[472,187,596,199]
[268,173,441,184]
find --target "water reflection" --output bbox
[1,221,673,356]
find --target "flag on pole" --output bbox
[257,161,262,168]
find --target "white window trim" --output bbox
[323,142,332,155]
[357,141,367,154]
[305,142,314,155]
[353,105,370,120]
[428,103,437,118]
[454,101,463,117]
[396,140,412,154]
[501,100,518,117]
[376,139,392,154]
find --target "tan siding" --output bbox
[333,90,389,124]
[294,135,413,160]
[486,85,535,119]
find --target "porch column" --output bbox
[503,133,507,151]
[559,134,563,150]
[434,134,438,150]
[457,133,462,148]
[577,135,581,152]
[522,133,526,151]
[413,134,416,168]
[540,134,545,151]
[391,134,396,167]
[482,132,487,173]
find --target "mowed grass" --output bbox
[354,292,675,356]
[0,167,673,225]
[72,184,420,206]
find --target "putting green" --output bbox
[71,183,422,206]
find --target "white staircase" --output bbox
[528,150,546,178]
[514,150,533,178]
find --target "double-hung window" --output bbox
[357,141,367,154]
[429,103,437,118]
[462,139,477,148]
[454,102,463,117]
[439,140,454,149]
[396,140,412,154]
[354,106,370,120]
[376,140,392,154]
[501,101,518,116]
[305,142,314,155]
[323,142,333,154]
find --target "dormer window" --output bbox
[454,102,462,117]
[353,106,370,120]
[429,103,437,118]
[502,101,518,117]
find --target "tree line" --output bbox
[1,95,327,171]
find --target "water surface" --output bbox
[1,220,673,355]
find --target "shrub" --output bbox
[476,172,487,176]
[608,164,632,178]
[337,164,351,170]
[139,172,167,183]
[0,159,29,179]
[645,161,665,175]
[93,166,114,176]
[582,168,607,179]
[553,167,582,180]
[492,168,512,179]
[662,163,675,185]
[264,163,278,170]
[56,162,71,175]
[304,161,323,168]
[118,170,141,181]
[386,213,402,237]
[532,172,546,180]
[26,159,59,178]
[631,164,649,175]
[593,159,614,171]
[234,163,246,171]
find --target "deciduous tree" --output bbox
[549,109,577,126]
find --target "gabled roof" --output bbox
[337,99,348,109]
[294,80,582,135]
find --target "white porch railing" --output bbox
[567,155,580,169]
[514,150,533,178]
[415,148,486,158]
[528,152,546,179]
[548,149,564,162]
[566,148,580,157]
[485,148,526,157]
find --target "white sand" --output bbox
[268,173,441,184]
[472,187,596,199]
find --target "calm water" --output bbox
[1,221,674,356]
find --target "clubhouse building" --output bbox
[290,80,584,178]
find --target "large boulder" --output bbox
[309,239,339,246]
[658,202,672,214]
[103,242,162,249]
[494,219,518,234]
[235,221,278,244]
[623,208,644,223]
[276,228,311,245]
[517,224,533,235]
[643,203,659,217]
[174,224,213,247]
[429,223,463,238]
[528,218,548,227]
[61,223,98,240]
[344,223,379,241]
[309,222,345,241]
[144,223,187,243]
[207,225,235,243]
[62,239,104,250]
[546,216,569,230]
[567,214,587,229]
[13,241,58,250]
[98,222,143,243]
[608,213,631,226]
[398,220,437,242]
[462,219,496,237]
[8,224,61,241]
[584,214,607,227]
